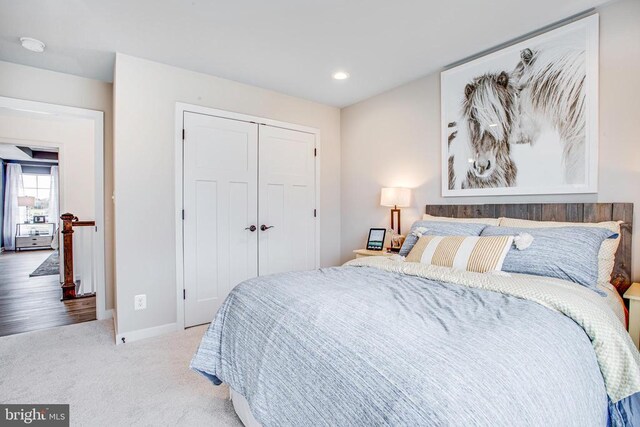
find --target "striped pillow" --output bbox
[406,235,514,273]
[399,220,488,257]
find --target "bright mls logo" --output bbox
[1,405,69,426]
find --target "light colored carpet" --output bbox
[0,320,242,426]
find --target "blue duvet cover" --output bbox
[191,265,638,426]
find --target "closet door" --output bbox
[183,112,258,327]
[258,125,316,275]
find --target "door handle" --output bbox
[245,225,257,232]
[260,225,274,231]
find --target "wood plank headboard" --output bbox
[425,203,634,294]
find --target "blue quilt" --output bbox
[191,265,633,426]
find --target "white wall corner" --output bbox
[98,308,114,321]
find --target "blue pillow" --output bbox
[399,221,488,257]
[480,226,617,293]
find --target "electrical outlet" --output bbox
[134,294,147,311]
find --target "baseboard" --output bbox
[115,322,180,345]
[111,310,118,343]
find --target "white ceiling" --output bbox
[0,144,31,162]
[0,0,611,107]
[0,143,58,163]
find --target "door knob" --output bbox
[260,225,274,231]
[245,225,257,232]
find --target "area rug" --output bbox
[30,250,59,277]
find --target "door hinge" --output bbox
[95,225,98,232]
[183,289,186,300]
[182,129,185,140]
[314,148,317,157]
[314,209,317,218]
[182,209,185,220]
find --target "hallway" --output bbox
[0,249,95,337]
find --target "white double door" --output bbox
[183,112,317,327]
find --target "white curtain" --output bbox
[48,165,60,249]
[2,164,23,250]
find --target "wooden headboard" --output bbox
[425,203,634,294]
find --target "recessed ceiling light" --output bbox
[332,71,350,80]
[20,37,45,53]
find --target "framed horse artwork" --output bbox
[441,14,598,197]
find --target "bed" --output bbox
[191,203,639,426]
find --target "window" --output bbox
[20,174,51,223]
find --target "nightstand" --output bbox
[624,283,640,349]
[353,249,395,259]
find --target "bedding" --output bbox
[191,258,640,426]
[599,282,628,326]
[399,220,487,256]
[481,225,616,293]
[499,217,622,286]
[405,235,513,273]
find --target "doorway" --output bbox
[0,97,107,336]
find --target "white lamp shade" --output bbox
[17,196,36,207]
[380,187,411,207]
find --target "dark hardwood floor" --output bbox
[0,249,96,337]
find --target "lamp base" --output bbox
[390,207,401,235]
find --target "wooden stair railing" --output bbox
[60,213,96,300]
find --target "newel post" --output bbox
[60,213,78,300]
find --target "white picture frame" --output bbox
[441,14,599,197]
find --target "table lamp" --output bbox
[18,196,36,223]
[380,187,411,235]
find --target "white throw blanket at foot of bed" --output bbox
[191,257,640,426]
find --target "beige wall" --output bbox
[0,61,115,310]
[0,115,95,219]
[113,54,341,336]
[340,0,640,281]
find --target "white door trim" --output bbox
[0,96,108,320]
[174,102,321,331]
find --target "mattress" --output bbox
[230,388,261,427]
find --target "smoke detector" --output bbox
[20,37,45,53]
